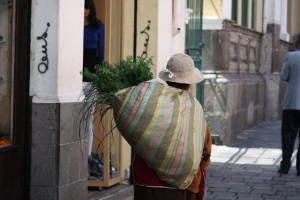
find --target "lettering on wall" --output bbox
[37,22,50,74]
[140,20,151,59]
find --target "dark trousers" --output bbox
[280,110,300,172]
[83,48,98,73]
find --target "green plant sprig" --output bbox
[83,56,153,107]
[80,56,154,147]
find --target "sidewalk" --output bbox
[206,120,300,200]
[88,183,133,200]
[88,120,300,200]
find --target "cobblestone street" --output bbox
[206,121,300,200]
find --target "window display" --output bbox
[0,0,14,147]
[88,109,122,188]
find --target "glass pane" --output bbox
[232,0,238,22]
[242,0,248,27]
[110,129,120,179]
[0,0,14,147]
[89,109,121,182]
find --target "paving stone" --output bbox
[213,192,237,199]
[286,196,300,200]
[228,188,252,193]
[208,187,229,192]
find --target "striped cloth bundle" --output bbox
[112,80,207,189]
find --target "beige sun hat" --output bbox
[158,53,204,84]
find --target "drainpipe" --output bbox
[198,0,204,105]
[133,0,138,61]
[130,0,138,184]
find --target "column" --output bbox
[30,0,83,103]
[263,0,281,32]
[222,0,232,19]
[280,0,290,41]
[262,0,282,121]
[29,1,87,200]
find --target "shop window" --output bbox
[0,0,14,147]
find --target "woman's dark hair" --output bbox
[166,81,190,91]
[85,0,99,29]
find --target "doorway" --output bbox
[185,0,204,103]
[0,0,31,199]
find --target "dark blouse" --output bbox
[83,20,105,73]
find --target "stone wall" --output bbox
[202,20,290,145]
[31,103,87,200]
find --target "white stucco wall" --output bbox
[156,0,186,76]
[263,0,281,32]
[30,0,83,103]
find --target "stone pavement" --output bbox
[88,183,133,200]
[88,120,300,200]
[205,120,300,200]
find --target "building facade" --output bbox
[202,0,299,144]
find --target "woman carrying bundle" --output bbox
[113,54,212,200]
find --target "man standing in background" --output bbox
[278,39,300,175]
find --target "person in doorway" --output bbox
[132,54,212,200]
[83,0,105,178]
[84,0,105,78]
[278,39,300,175]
